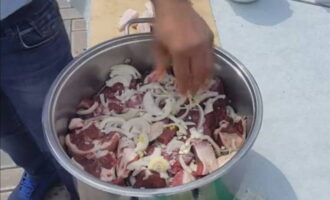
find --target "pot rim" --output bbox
[42,34,263,197]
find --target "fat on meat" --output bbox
[192,141,218,176]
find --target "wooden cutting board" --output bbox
[88,0,220,47]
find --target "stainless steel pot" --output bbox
[42,34,263,200]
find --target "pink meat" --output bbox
[66,129,121,157]
[184,110,200,125]
[111,178,125,186]
[133,170,166,188]
[192,159,206,177]
[104,88,117,100]
[116,142,138,179]
[108,102,124,113]
[221,120,244,135]
[146,145,156,156]
[213,104,230,126]
[117,148,139,178]
[210,77,224,94]
[66,134,94,157]
[203,113,216,137]
[214,119,245,148]
[125,94,143,108]
[80,124,102,140]
[74,155,101,178]
[94,105,104,116]
[170,170,185,186]
[112,83,125,92]
[170,170,195,187]
[192,141,218,176]
[78,98,95,109]
[100,132,121,152]
[98,152,117,169]
[74,152,117,180]
[129,79,138,89]
[214,121,244,150]
[157,129,177,145]
[67,124,102,153]
[168,153,193,175]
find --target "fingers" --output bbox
[172,53,191,95]
[153,42,170,81]
[190,45,213,94]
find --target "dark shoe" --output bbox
[8,171,60,200]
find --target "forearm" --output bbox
[151,0,192,15]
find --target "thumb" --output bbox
[153,42,170,81]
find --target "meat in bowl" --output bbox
[65,64,246,188]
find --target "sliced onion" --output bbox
[131,167,146,177]
[123,117,151,137]
[139,83,166,93]
[116,89,135,102]
[179,155,192,174]
[135,131,149,153]
[98,117,126,129]
[166,137,184,153]
[84,115,108,124]
[171,96,187,115]
[168,115,188,135]
[194,91,222,105]
[143,91,163,116]
[118,137,136,151]
[189,127,203,139]
[149,122,165,141]
[143,98,175,122]
[196,104,205,131]
[103,127,127,135]
[109,64,141,79]
[77,102,99,115]
[112,109,139,120]
[99,93,108,107]
[127,147,161,171]
[106,75,132,88]
[95,150,109,158]
[68,118,84,130]
[226,106,242,123]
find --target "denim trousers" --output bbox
[0,0,78,199]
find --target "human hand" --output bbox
[152,0,214,95]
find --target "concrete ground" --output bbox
[0,0,86,199]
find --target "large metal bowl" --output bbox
[42,34,263,199]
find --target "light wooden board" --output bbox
[89,0,220,47]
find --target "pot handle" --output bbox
[124,18,154,35]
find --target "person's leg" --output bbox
[0,0,72,152]
[0,91,62,200]
[0,0,78,199]
[0,90,55,176]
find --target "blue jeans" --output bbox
[0,0,78,199]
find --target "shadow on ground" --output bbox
[228,0,293,25]
[222,150,298,200]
